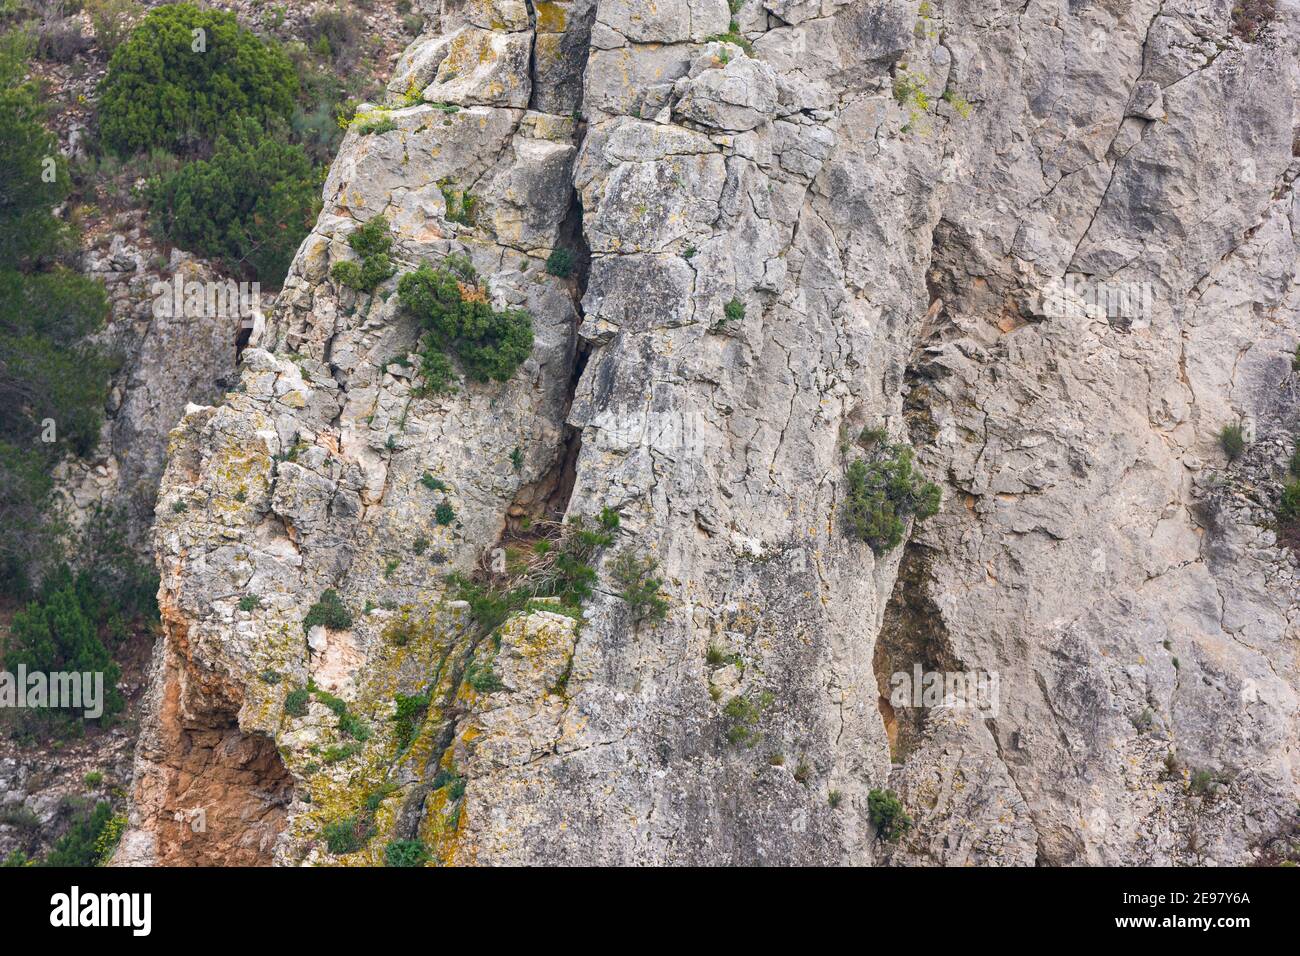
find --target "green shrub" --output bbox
[145,116,320,285]
[83,771,104,788]
[98,3,298,156]
[1218,422,1245,461]
[444,509,618,642]
[398,261,534,390]
[465,650,503,693]
[0,33,114,594]
[337,710,370,741]
[723,296,745,324]
[0,34,75,265]
[312,686,370,740]
[704,31,753,56]
[867,788,912,842]
[447,574,525,636]
[92,812,127,865]
[330,215,396,292]
[322,741,362,763]
[42,801,116,867]
[892,69,930,110]
[438,181,477,225]
[431,767,465,801]
[722,691,772,747]
[4,576,125,724]
[0,446,55,595]
[384,839,430,867]
[302,589,352,633]
[321,815,371,854]
[842,444,941,554]
[313,687,347,717]
[392,691,430,750]
[353,113,398,136]
[284,688,309,717]
[238,594,261,612]
[7,510,159,651]
[544,247,573,278]
[435,501,456,526]
[610,552,668,624]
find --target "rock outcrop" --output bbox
[118,0,1300,866]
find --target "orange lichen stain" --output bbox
[458,281,488,303]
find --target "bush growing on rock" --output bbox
[98,3,298,157]
[1218,422,1245,461]
[723,296,745,324]
[330,215,396,292]
[841,444,941,555]
[284,688,310,717]
[302,589,352,633]
[867,788,912,842]
[611,551,668,624]
[445,509,620,639]
[391,691,430,751]
[398,260,534,392]
[544,247,573,278]
[384,839,430,867]
[321,815,370,855]
[722,690,772,747]
[145,116,320,286]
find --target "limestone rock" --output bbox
[113,0,1300,868]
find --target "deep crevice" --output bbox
[507,182,593,531]
[872,544,959,765]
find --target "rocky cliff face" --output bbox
[116,0,1300,865]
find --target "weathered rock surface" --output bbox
[119,0,1300,866]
